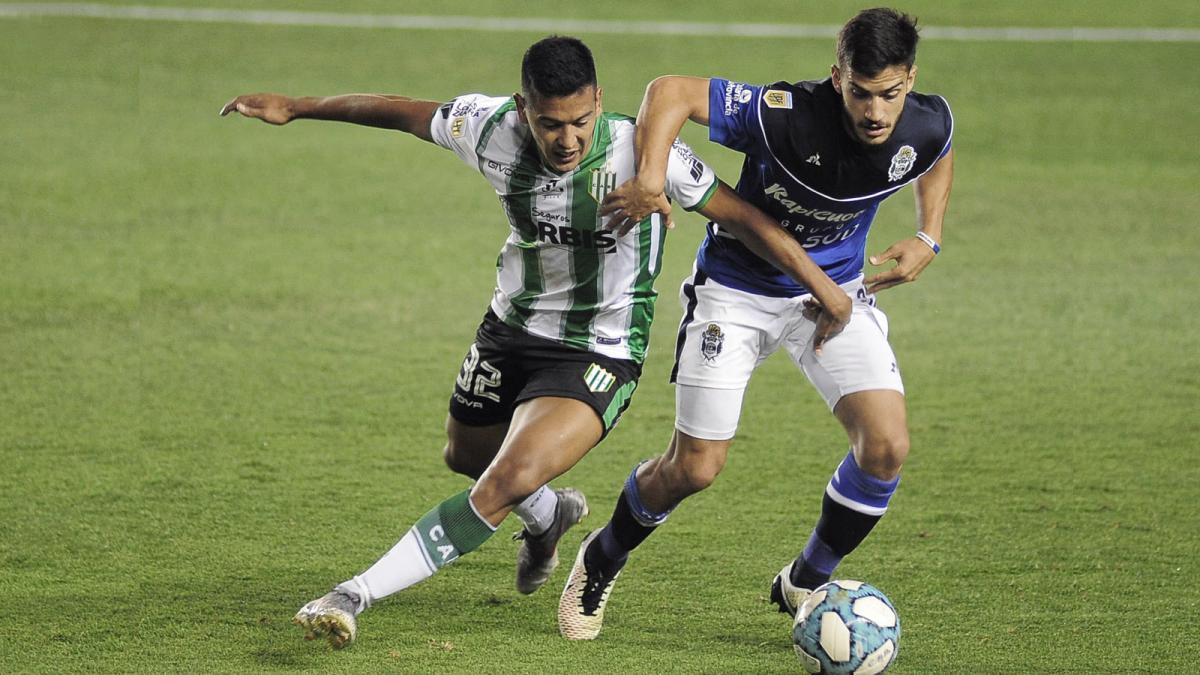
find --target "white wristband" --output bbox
[915,231,940,254]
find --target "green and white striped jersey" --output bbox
[429,94,718,363]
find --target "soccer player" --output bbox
[221,36,850,648]
[558,8,954,640]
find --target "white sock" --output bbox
[512,485,558,535]
[349,528,436,606]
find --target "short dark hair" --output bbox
[521,36,597,99]
[836,8,920,76]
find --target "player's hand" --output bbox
[864,236,937,293]
[219,93,296,125]
[600,177,674,235]
[803,291,852,356]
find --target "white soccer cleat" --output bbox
[557,529,620,640]
[770,561,813,617]
[293,589,361,649]
[514,487,589,594]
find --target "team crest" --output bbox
[583,363,616,393]
[887,145,917,182]
[589,166,617,203]
[700,323,724,362]
[764,90,793,109]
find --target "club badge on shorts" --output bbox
[887,145,917,182]
[700,323,724,362]
[583,363,616,393]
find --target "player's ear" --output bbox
[905,65,918,92]
[594,86,603,113]
[830,64,843,94]
[514,92,528,124]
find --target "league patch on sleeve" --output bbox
[450,116,466,138]
[763,89,792,109]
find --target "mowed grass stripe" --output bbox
[2,3,1199,42]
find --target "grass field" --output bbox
[2,1,1199,672]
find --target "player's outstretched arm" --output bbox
[866,147,955,293]
[699,183,852,353]
[601,76,711,233]
[219,93,441,143]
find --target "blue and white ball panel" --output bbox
[792,580,900,674]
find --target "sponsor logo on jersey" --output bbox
[596,336,623,346]
[589,167,617,203]
[583,363,616,393]
[887,145,917,182]
[451,99,484,118]
[532,206,569,224]
[700,323,724,362]
[806,153,821,166]
[764,89,793,109]
[451,116,465,139]
[670,139,707,182]
[536,221,618,252]
[763,184,865,223]
[486,159,515,176]
[799,223,860,249]
[723,81,752,116]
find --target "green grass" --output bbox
[2,2,1199,672]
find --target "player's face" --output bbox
[831,63,916,146]
[516,85,602,173]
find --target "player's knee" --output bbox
[443,441,482,478]
[666,438,729,497]
[677,460,722,495]
[857,432,909,479]
[476,456,543,507]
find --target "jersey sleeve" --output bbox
[707,78,766,154]
[663,138,718,212]
[428,93,513,167]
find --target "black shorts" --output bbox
[449,309,642,437]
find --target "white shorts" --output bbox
[671,269,904,440]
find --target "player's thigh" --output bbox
[674,383,747,441]
[672,271,788,392]
[787,301,904,411]
[448,310,528,428]
[471,396,603,520]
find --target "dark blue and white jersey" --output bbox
[703,77,953,297]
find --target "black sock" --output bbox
[791,493,883,588]
[588,488,658,576]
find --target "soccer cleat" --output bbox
[293,589,361,649]
[770,561,813,617]
[557,529,620,640]
[514,487,589,594]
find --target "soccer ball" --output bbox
[791,580,900,674]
